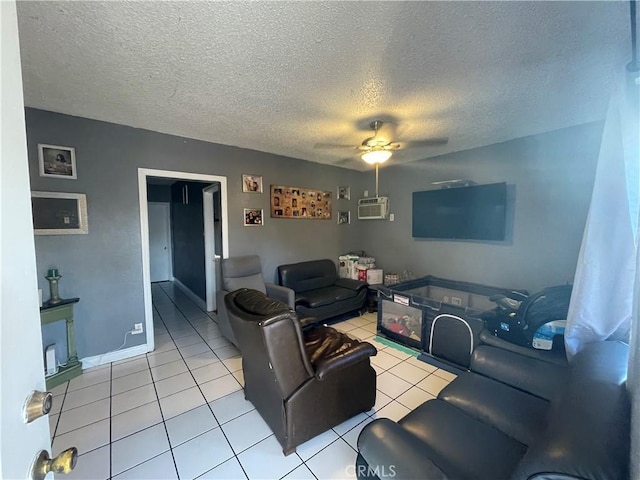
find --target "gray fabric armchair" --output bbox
[216,255,294,346]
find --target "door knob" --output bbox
[23,390,53,423]
[30,448,78,480]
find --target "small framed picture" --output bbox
[31,191,88,235]
[337,186,350,200]
[338,211,350,225]
[38,144,77,179]
[242,174,263,193]
[244,208,263,226]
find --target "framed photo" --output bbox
[337,186,351,200]
[242,174,263,193]
[338,211,351,225]
[244,208,263,226]
[38,144,77,179]
[270,185,332,220]
[31,191,88,235]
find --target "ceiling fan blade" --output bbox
[401,137,449,148]
[313,142,357,149]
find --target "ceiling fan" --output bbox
[314,120,449,165]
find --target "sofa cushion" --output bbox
[438,371,549,446]
[471,345,567,400]
[231,288,291,318]
[278,259,337,293]
[296,286,359,308]
[399,399,526,480]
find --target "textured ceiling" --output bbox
[16,1,630,171]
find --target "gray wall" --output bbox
[355,122,602,293]
[26,107,601,359]
[26,108,362,358]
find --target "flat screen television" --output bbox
[412,182,507,241]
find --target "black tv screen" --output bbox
[412,183,507,241]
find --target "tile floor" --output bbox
[50,282,455,480]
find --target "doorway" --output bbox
[138,169,229,350]
[148,202,173,282]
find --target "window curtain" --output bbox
[564,73,640,358]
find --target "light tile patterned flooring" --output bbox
[50,282,455,479]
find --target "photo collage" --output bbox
[270,185,332,219]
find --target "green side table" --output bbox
[40,297,82,389]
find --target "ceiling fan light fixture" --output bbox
[361,148,392,164]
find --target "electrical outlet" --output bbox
[132,323,144,335]
[389,213,395,221]
[364,190,369,197]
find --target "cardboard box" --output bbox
[367,269,383,285]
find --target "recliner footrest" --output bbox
[398,400,526,480]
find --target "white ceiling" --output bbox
[16,1,630,171]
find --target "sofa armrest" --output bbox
[357,419,447,480]
[314,342,377,381]
[266,282,295,308]
[335,277,368,292]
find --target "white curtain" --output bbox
[564,72,640,358]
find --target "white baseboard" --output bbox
[81,344,150,369]
[173,278,208,311]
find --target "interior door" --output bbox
[148,202,172,282]
[1,2,63,477]
[203,185,218,311]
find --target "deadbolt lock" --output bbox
[23,390,53,423]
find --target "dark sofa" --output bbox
[277,259,368,323]
[357,340,630,480]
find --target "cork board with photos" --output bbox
[270,185,332,219]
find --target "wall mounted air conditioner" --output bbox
[358,197,389,220]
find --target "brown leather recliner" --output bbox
[225,288,377,455]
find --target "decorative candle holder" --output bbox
[45,273,62,305]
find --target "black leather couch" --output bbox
[277,259,368,323]
[225,288,377,455]
[357,340,630,480]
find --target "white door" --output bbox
[203,185,217,311]
[1,2,60,477]
[148,203,172,282]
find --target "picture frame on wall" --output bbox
[242,174,263,193]
[31,191,88,235]
[38,144,77,180]
[337,186,350,200]
[270,184,332,220]
[338,211,350,224]
[244,208,264,226]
